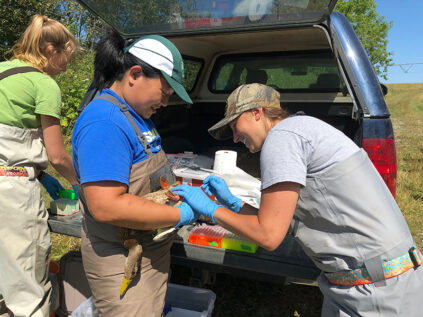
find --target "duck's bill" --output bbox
[120,277,133,297]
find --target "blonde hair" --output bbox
[10,15,79,71]
[262,105,289,120]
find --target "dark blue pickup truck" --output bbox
[50,0,397,287]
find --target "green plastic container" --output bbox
[58,189,77,200]
[221,233,258,253]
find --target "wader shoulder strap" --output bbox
[0,66,41,81]
[95,94,153,157]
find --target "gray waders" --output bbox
[291,149,423,316]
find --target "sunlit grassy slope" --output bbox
[385,83,423,251]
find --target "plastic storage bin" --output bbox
[50,199,79,216]
[69,284,215,317]
[57,251,216,317]
[164,283,216,317]
[173,167,215,200]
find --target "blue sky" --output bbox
[375,0,423,83]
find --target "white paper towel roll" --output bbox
[213,150,237,174]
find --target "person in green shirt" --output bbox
[0,15,79,317]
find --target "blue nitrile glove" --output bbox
[72,184,79,200]
[39,172,64,200]
[172,184,220,223]
[202,175,242,213]
[175,202,200,227]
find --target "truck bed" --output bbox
[154,100,359,178]
[48,214,320,284]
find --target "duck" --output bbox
[119,177,181,297]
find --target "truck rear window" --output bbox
[78,0,335,36]
[183,57,203,92]
[209,51,347,93]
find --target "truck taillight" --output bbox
[362,138,397,197]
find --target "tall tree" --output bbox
[55,0,103,50]
[335,0,393,80]
[0,0,59,60]
[0,0,103,60]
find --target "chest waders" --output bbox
[291,149,423,316]
[0,66,54,317]
[79,94,177,316]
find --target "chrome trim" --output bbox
[329,12,389,117]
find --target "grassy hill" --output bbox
[385,83,423,251]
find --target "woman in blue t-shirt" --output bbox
[72,31,197,315]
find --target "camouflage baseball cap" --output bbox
[208,83,280,140]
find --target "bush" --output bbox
[56,50,95,137]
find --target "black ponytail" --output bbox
[93,30,162,89]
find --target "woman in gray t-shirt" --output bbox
[173,83,423,316]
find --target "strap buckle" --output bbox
[408,247,422,267]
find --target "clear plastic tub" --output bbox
[165,283,216,317]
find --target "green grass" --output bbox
[49,84,423,316]
[385,83,423,251]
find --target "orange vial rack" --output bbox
[189,224,258,253]
[188,224,227,248]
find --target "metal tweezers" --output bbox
[181,164,219,174]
